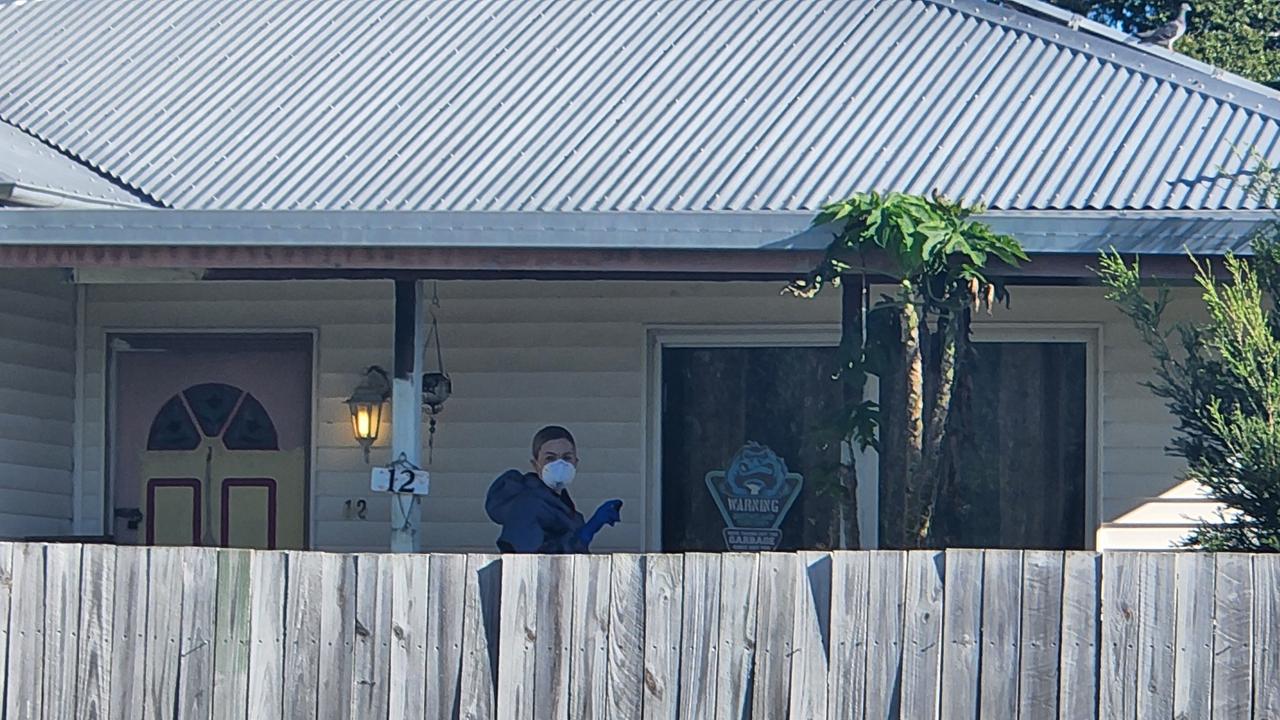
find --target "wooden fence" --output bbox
[0,544,1275,719]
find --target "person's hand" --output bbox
[577,500,623,548]
[592,499,623,527]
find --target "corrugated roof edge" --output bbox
[0,209,1270,257]
[0,117,164,208]
[937,0,1280,119]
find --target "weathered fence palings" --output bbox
[0,543,1270,719]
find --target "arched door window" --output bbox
[146,383,279,451]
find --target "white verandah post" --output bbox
[390,279,425,552]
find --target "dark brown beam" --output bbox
[0,244,1220,283]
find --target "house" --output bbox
[0,0,1276,553]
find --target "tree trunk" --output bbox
[920,312,959,546]
[833,278,864,549]
[901,281,925,547]
[931,307,977,543]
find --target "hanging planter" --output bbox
[422,283,451,464]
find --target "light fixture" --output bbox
[346,366,390,462]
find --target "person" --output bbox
[485,425,622,553]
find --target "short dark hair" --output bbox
[532,425,576,458]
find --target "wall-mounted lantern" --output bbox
[346,366,391,462]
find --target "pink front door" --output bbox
[111,335,311,549]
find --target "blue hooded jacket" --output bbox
[485,469,589,553]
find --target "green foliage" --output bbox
[1099,161,1280,551]
[789,191,1026,455]
[1045,0,1280,87]
[790,191,1028,547]
[792,191,1027,307]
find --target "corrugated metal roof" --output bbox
[1,0,1278,212]
[0,121,148,206]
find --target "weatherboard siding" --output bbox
[0,269,75,538]
[76,279,1206,551]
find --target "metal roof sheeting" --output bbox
[1,0,1278,212]
[0,121,148,206]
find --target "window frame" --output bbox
[645,322,1102,551]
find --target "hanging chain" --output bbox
[427,415,438,465]
[427,282,445,375]
[425,281,443,466]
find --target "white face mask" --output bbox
[540,459,576,490]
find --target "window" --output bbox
[652,326,1097,552]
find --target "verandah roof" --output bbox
[0,209,1266,279]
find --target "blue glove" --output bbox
[576,499,623,547]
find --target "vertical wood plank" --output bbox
[1212,553,1252,720]
[642,553,683,720]
[246,551,287,720]
[282,552,322,720]
[1135,552,1175,720]
[43,543,82,719]
[1252,554,1280,717]
[144,548,183,720]
[1172,553,1214,720]
[751,553,796,720]
[607,554,646,720]
[826,551,870,720]
[459,554,501,720]
[900,550,944,720]
[1018,551,1064,720]
[534,555,574,720]
[110,546,148,720]
[940,549,983,720]
[350,554,391,720]
[7,543,45,720]
[713,553,758,720]
[863,550,906,720]
[570,554,613,720]
[496,554,537,720]
[177,547,217,720]
[427,553,468,720]
[388,553,430,720]
[211,550,252,720]
[0,544,12,719]
[1057,552,1099,720]
[790,552,832,720]
[678,553,721,720]
[978,550,1022,720]
[76,544,116,720]
[316,553,356,720]
[1100,551,1140,720]
[0,543,11,719]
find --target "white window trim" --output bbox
[644,322,1102,551]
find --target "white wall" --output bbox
[78,279,1207,551]
[0,269,75,538]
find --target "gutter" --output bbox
[0,181,149,209]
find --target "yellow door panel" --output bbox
[215,446,307,550]
[223,484,272,549]
[148,480,199,546]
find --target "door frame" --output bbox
[645,322,1102,551]
[102,329,319,548]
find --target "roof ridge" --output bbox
[926,0,1280,119]
[0,116,165,207]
